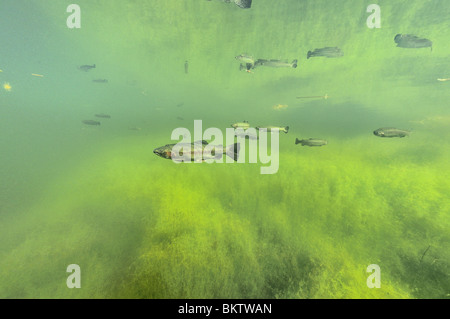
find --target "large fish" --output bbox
[307,47,343,59]
[153,140,240,162]
[373,127,410,138]
[207,0,252,9]
[394,34,432,50]
[295,138,328,146]
[254,59,298,68]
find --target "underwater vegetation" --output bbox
[0,135,448,299]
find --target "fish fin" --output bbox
[226,143,240,161]
[285,126,289,133]
[291,60,298,68]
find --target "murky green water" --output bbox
[0,0,449,299]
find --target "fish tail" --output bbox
[295,138,301,145]
[285,126,289,133]
[307,51,312,59]
[226,143,240,161]
[291,60,298,68]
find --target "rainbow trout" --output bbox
[153,140,240,162]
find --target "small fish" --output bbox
[78,64,96,72]
[256,126,289,134]
[273,104,288,110]
[128,127,142,131]
[184,61,189,74]
[176,116,184,121]
[177,103,184,107]
[93,79,108,83]
[82,120,101,126]
[254,59,298,68]
[208,0,252,9]
[307,47,343,59]
[373,127,410,138]
[437,78,450,82]
[31,73,44,77]
[394,34,432,50]
[153,140,240,162]
[295,138,328,147]
[297,94,329,100]
[231,121,250,129]
[95,113,111,119]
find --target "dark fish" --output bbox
[394,34,432,50]
[93,79,108,83]
[153,140,240,162]
[254,59,298,68]
[184,61,189,74]
[78,64,96,71]
[307,47,343,59]
[177,103,184,107]
[235,129,258,140]
[95,113,111,118]
[295,138,328,146]
[207,0,252,9]
[176,116,184,121]
[373,127,410,138]
[82,120,101,126]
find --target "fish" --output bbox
[295,138,328,146]
[256,126,289,134]
[82,120,101,126]
[92,79,108,83]
[437,78,450,82]
[394,34,432,50]
[176,116,184,121]
[95,113,111,118]
[207,0,252,9]
[235,129,259,140]
[231,121,250,129]
[254,59,298,68]
[128,127,142,131]
[373,127,410,138]
[184,61,189,74]
[153,140,240,162]
[177,103,184,107]
[273,104,288,110]
[297,94,329,100]
[307,47,343,59]
[78,64,96,72]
